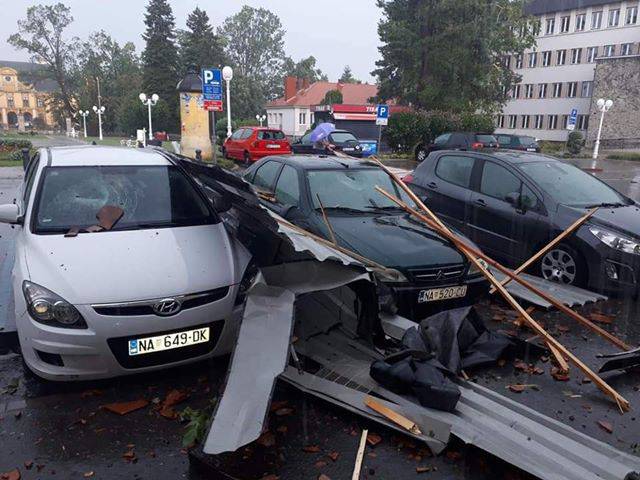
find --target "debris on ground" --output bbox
[0,469,20,480]
[159,389,188,419]
[102,399,149,416]
[598,420,614,434]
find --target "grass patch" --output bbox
[0,132,48,141]
[606,152,640,161]
[0,160,22,167]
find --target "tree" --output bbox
[142,0,179,130]
[321,89,343,105]
[339,65,360,84]
[283,56,328,83]
[8,3,79,120]
[219,6,286,102]
[373,0,536,112]
[178,7,226,75]
[116,90,171,135]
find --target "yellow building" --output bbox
[0,61,56,130]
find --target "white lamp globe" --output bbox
[596,98,605,108]
[151,93,159,103]
[139,93,147,102]
[605,99,613,109]
[222,66,233,81]
[92,106,98,112]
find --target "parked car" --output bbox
[291,129,364,157]
[242,155,489,320]
[496,134,540,153]
[404,150,640,294]
[415,132,499,162]
[0,146,253,380]
[223,127,291,165]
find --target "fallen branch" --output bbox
[352,429,368,480]
[364,396,421,435]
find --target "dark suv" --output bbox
[496,134,540,153]
[415,132,499,162]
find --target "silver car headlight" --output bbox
[22,281,87,328]
[375,268,409,283]
[589,227,640,255]
[468,258,489,276]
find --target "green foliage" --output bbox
[607,152,640,161]
[339,65,361,84]
[384,110,495,152]
[178,7,226,75]
[283,56,328,83]
[539,140,564,154]
[116,91,171,135]
[0,139,33,151]
[215,117,237,146]
[321,89,343,105]
[566,131,584,155]
[374,0,537,112]
[179,399,218,448]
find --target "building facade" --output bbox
[0,61,56,130]
[496,0,640,142]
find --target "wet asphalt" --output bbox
[1,149,640,479]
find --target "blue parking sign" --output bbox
[376,104,389,126]
[201,68,222,102]
[567,108,578,131]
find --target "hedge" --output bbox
[0,138,33,152]
[383,110,495,153]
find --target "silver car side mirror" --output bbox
[0,204,20,224]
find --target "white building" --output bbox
[496,0,640,141]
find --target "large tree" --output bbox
[219,6,286,103]
[373,0,536,112]
[141,0,179,129]
[8,3,79,121]
[338,65,361,84]
[283,56,328,83]
[178,7,226,75]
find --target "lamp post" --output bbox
[139,93,159,140]
[592,98,613,160]
[255,114,266,127]
[79,110,90,138]
[92,105,105,141]
[222,66,233,138]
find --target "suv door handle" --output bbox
[475,198,486,206]
[427,182,438,189]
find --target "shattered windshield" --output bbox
[33,165,215,233]
[307,168,414,212]
[519,161,626,207]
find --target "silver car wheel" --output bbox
[541,249,577,284]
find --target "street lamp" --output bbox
[592,98,613,160]
[92,105,105,141]
[139,93,160,140]
[255,114,266,127]
[222,66,233,138]
[79,110,90,138]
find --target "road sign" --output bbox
[567,108,578,131]
[201,68,222,101]
[204,100,223,112]
[376,104,389,126]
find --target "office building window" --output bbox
[22,94,30,107]
[577,115,589,130]
[502,55,511,68]
[608,9,620,27]
[512,84,521,99]
[496,115,505,128]
[534,115,544,129]
[556,49,566,65]
[571,48,582,64]
[626,6,638,25]
[521,115,530,129]
[592,11,603,29]
[567,82,577,98]
[528,52,537,67]
[509,115,517,129]
[525,84,534,99]
[515,54,523,69]
[621,43,633,56]
[538,83,547,98]
[603,44,615,57]
[545,17,555,34]
[553,82,562,98]
[548,115,558,130]
[299,112,306,125]
[542,51,552,66]
[7,94,14,108]
[581,81,593,97]
[310,113,314,124]
[575,13,586,31]
[587,46,598,62]
[560,16,571,32]
[36,97,44,108]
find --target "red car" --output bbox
[222,127,291,165]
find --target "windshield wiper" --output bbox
[365,205,403,212]
[314,206,367,214]
[583,202,627,209]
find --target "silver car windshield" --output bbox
[33,165,215,233]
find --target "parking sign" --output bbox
[567,108,578,131]
[201,68,223,111]
[376,104,389,126]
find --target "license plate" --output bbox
[267,144,280,149]
[418,286,467,303]
[343,147,354,151]
[526,148,537,152]
[128,327,210,356]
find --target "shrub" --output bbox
[0,139,33,151]
[384,111,428,152]
[8,150,25,162]
[215,118,237,146]
[566,131,584,155]
[607,152,640,161]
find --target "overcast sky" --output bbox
[1,0,383,83]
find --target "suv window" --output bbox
[434,133,451,145]
[274,165,300,206]
[252,161,282,191]
[241,129,254,139]
[497,135,513,146]
[258,130,285,140]
[435,155,475,188]
[300,133,312,144]
[521,183,539,209]
[231,129,244,140]
[480,161,521,201]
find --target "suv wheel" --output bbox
[539,244,586,287]
[415,145,428,163]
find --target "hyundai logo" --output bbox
[152,298,182,316]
